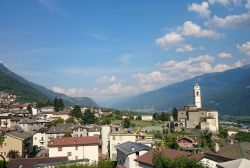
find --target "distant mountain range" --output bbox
[0,63,98,107]
[112,65,250,116]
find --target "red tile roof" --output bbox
[134,148,205,166]
[48,136,100,147]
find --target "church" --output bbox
[174,83,219,132]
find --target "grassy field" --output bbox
[111,119,162,127]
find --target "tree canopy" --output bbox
[82,109,97,125]
[54,97,64,112]
[71,105,82,118]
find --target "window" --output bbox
[75,146,78,150]
[75,156,78,160]
[67,152,72,156]
[136,152,139,157]
[4,143,6,147]
[112,136,116,140]
[196,91,199,96]
[58,147,62,151]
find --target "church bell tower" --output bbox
[193,83,202,108]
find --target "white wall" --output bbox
[101,126,111,156]
[33,132,48,148]
[141,116,153,121]
[109,134,137,161]
[200,158,218,168]
[49,145,99,161]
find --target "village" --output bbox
[0,84,249,168]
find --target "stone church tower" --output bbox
[193,83,201,108]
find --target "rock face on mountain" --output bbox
[113,65,250,116]
[0,63,98,107]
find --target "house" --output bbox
[51,111,70,121]
[116,142,151,168]
[18,118,50,133]
[0,130,32,161]
[48,136,100,162]
[7,157,68,168]
[134,148,205,168]
[46,123,75,140]
[201,153,232,168]
[141,115,153,121]
[176,136,198,149]
[40,106,55,113]
[87,125,101,136]
[0,116,20,129]
[33,127,49,149]
[109,133,138,161]
[217,158,250,168]
[72,126,88,137]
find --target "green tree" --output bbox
[54,97,59,112]
[172,107,178,121]
[0,134,5,145]
[235,132,250,142]
[27,105,32,114]
[101,117,111,125]
[7,150,20,159]
[153,113,160,120]
[121,118,131,128]
[65,117,76,124]
[136,115,142,120]
[52,118,64,126]
[218,126,228,139]
[82,109,97,124]
[71,105,82,119]
[153,152,207,168]
[58,98,64,111]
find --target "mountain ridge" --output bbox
[0,63,98,107]
[112,65,250,116]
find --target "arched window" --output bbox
[196,91,199,96]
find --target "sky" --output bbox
[0,0,250,104]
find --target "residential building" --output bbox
[48,136,100,162]
[7,157,68,168]
[101,125,111,156]
[217,158,250,168]
[87,125,101,136]
[176,136,198,149]
[51,111,70,121]
[141,115,153,121]
[116,142,151,168]
[134,148,205,168]
[0,130,32,161]
[109,133,138,161]
[33,128,49,148]
[72,126,88,137]
[18,118,50,133]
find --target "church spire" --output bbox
[193,83,201,108]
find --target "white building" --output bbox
[48,136,100,162]
[33,128,48,148]
[116,141,151,168]
[109,133,138,161]
[101,125,111,156]
[141,115,153,121]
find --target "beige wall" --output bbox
[0,135,23,161]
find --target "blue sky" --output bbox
[0,0,250,104]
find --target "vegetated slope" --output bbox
[0,63,98,107]
[113,65,250,116]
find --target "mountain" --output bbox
[0,63,98,107]
[113,65,250,116]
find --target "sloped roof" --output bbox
[6,130,32,140]
[7,157,68,168]
[135,148,205,166]
[217,158,250,168]
[115,141,151,155]
[48,136,100,147]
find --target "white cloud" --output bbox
[208,0,231,6]
[96,75,118,83]
[156,32,184,49]
[217,51,232,58]
[207,12,250,28]
[188,2,211,18]
[237,41,250,56]
[119,53,132,64]
[133,71,169,91]
[97,83,139,95]
[156,21,220,49]
[246,0,250,9]
[181,21,221,38]
[52,86,82,96]
[176,44,194,53]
